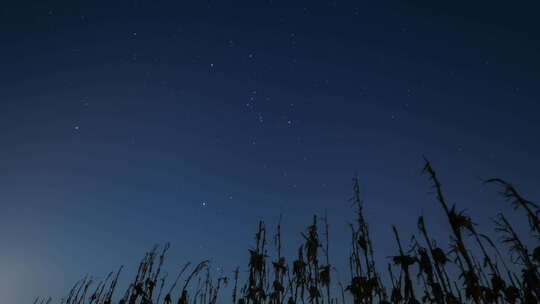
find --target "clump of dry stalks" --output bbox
[34,159,540,304]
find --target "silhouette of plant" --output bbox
[36,159,540,304]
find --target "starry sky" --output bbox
[1,1,539,303]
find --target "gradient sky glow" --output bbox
[1,1,539,303]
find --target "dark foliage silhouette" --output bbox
[34,160,540,304]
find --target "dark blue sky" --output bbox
[1,1,539,303]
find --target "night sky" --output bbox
[1,1,539,303]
